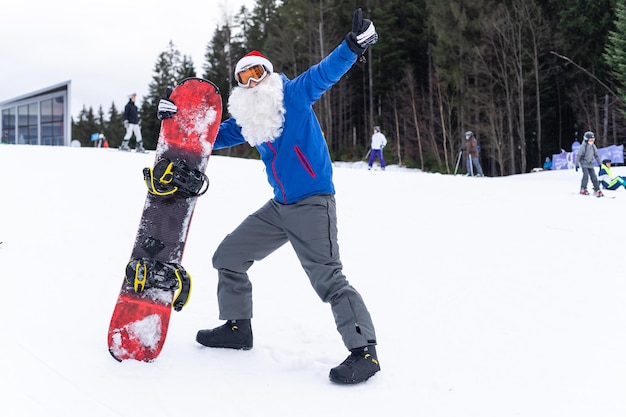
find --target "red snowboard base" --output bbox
[108,292,173,362]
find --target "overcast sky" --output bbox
[0,0,253,118]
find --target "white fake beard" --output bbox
[228,73,286,147]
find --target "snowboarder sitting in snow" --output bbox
[575,131,603,197]
[157,8,380,385]
[598,158,626,190]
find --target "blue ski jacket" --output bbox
[214,40,357,204]
[599,163,626,189]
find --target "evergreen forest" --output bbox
[72,0,626,176]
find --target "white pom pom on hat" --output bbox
[234,51,274,78]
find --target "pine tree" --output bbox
[604,0,626,112]
[203,22,247,102]
[140,41,185,150]
[72,106,99,147]
[105,102,125,148]
[179,55,197,80]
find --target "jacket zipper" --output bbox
[294,146,316,178]
[267,143,288,203]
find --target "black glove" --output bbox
[575,165,579,172]
[345,8,378,55]
[156,88,177,120]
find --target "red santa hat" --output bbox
[234,51,274,78]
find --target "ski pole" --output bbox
[454,149,463,175]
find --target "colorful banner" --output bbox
[551,144,624,170]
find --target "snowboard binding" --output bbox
[143,158,209,198]
[125,258,192,312]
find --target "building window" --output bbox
[18,102,38,145]
[2,107,16,144]
[41,96,64,146]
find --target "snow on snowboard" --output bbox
[108,78,222,362]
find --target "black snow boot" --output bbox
[196,319,253,350]
[329,345,380,384]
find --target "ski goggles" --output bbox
[236,64,269,87]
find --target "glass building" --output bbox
[1,80,71,146]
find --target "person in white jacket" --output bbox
[368,126,387,170]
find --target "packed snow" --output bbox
[1,144,625,416]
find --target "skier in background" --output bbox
[121,93,145,153]
[367,126,387,170]
[543,156,552,170]
[575,131,603,197]
[464,131,484,176]
[95,133,107,148]
[158,8,380,385]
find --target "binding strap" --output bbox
[125,258,192,312]
[143,158,209,198]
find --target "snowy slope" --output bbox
[0,144,625,417]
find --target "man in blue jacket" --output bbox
[158,8,380,384]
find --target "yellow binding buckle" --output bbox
[143,158,209,198]
[143,159,178,196]
[124,258,193,312]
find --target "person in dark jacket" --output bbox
[464,131,484,176]
[157,8,380,385]
[121,93,145,152]
[575,131,603,197]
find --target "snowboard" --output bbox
[108,78,222,362]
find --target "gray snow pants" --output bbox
[580,166,600,192]
[212,194,377,350]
